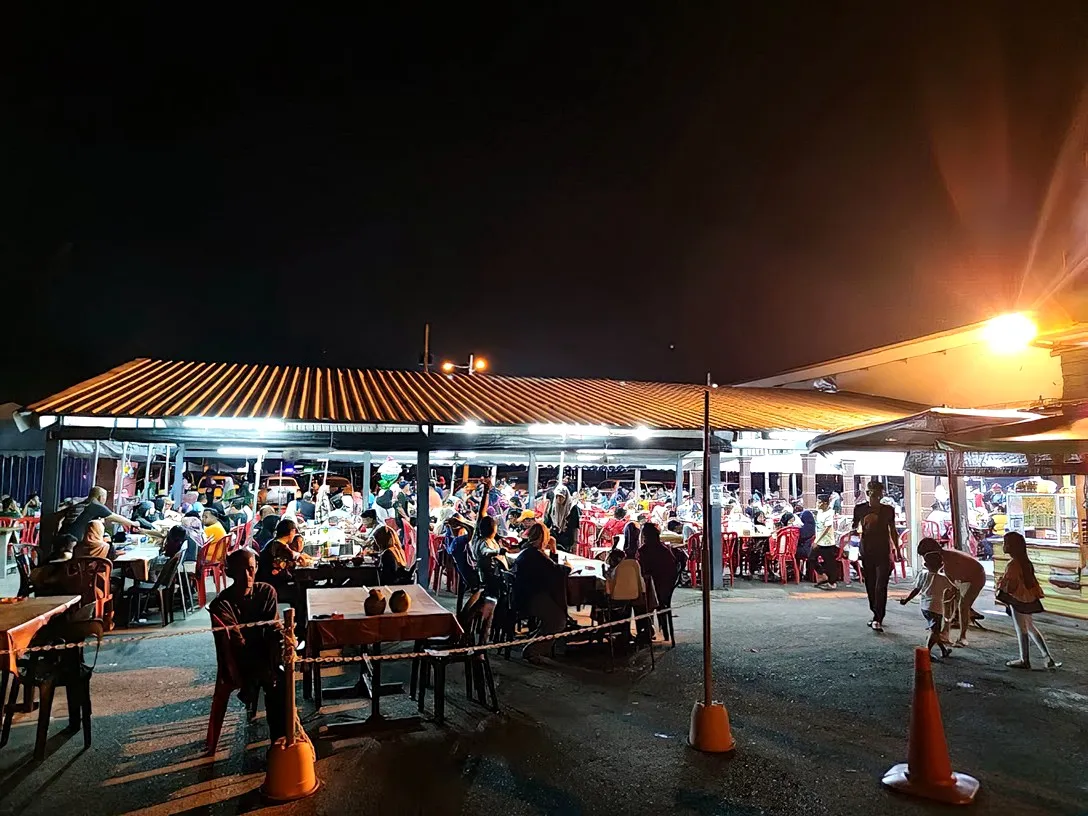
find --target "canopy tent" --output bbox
[928,406,1088,477]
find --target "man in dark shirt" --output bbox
[199,468,218,504]
[513,522,570,661]
[208,548,286,745]
[852,480,898,632]
[62,486,140,543]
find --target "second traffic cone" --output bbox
[882,647,979,805]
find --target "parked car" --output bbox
[263,476,300,506]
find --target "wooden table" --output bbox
[306,584,461,733]
[294,560,380,630]
[114,546,162,582]
[0,595,80,711]
[557,551,604,607]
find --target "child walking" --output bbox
[996,531,1061,670]
[900,543,955,658]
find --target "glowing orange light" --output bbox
[441,361,455,373]
[473,357,487,371]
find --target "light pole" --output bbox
[441,355,488,375]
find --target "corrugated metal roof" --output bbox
[27,358,920,432]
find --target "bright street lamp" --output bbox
[441,354,488,374]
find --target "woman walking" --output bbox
[996,531,1060,670]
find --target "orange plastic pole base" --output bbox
[882,762,979,805]
[261,736,321,802]
[688,701,736,754]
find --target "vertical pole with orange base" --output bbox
[688,387,735,754]
[262,609,320,801]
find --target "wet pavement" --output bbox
[0,576,1085,815]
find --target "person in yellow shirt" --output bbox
[201,508,229,544]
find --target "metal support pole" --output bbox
[416,447,431,587]
[634,467,641,500]
[700,392,714,705]
[675,454,685,506]
[557,451,565,487]
[253,453,265,514]
[708,450,723,589]
[161,444,171,497]
[946,453,967,552]
[527,452,538,500]
[171,444,186,505]
[116,441,129,512]
[283,608,297,747]
[145,443,155,501]
[362,453,372,509]
[40,434,63,516]
[91,440,101,492]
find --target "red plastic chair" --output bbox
[764,527,800,584]
[721,531,738,586]
[195,534,230,608]
[686,532,703,588]
[17,517,40,546]
[429,533,458,593]
[402,524,417,568]
[836,532,862,584]
[577,519,599,558]
[892,530,909,583]
[921,519,943,542]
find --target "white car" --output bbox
[264,476,300,506]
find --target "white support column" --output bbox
[171,444,186,504]
[674,454,685,505]
[800,453,817,509]
[903,470,921,571]
[361,453,372,509]
[576,466,583,493]
[634,468,641,500]
[527,452,538,500]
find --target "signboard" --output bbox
[708,483,725,507]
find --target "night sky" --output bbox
[3,3,1087,404]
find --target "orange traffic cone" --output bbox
[882,647,979,805]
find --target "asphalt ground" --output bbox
[0,576,1085,816]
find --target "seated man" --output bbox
[917,537,986,647]
[598,506,628,550]
[208,548,286,745]
[513,521,570,662]
[636,522,676,635]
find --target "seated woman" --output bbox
[513,522,570,661]
[252,505,280,551]
[374,526,413,585]
[163,524,200,562]
[74,519,115,560]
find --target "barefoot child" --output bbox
[900,548,955,658]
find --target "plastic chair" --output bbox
[836,532,862,584]
[577,519,599,558]
[764,527,800,584]
[686,533,703,588]
[16,517,40,547]
[127,552,183,626]
[402,524,417,567]
[0,620,102,758]
[604,558,654,670]
[411,593,499,726]
[195,534,230,608]
[721,531,738,587]
[205,612,261,754]
[921,519,943,541]
[63,557,114,625]
[892,530,910,582]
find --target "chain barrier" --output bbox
[0,594,708,662]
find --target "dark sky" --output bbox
[3,3,1087,404]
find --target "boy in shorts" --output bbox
[900,548,955,658]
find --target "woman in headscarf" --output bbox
[252,505,280,551]
[74,519,114,560]
[314,483,332,526]
[545,485,580,552]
